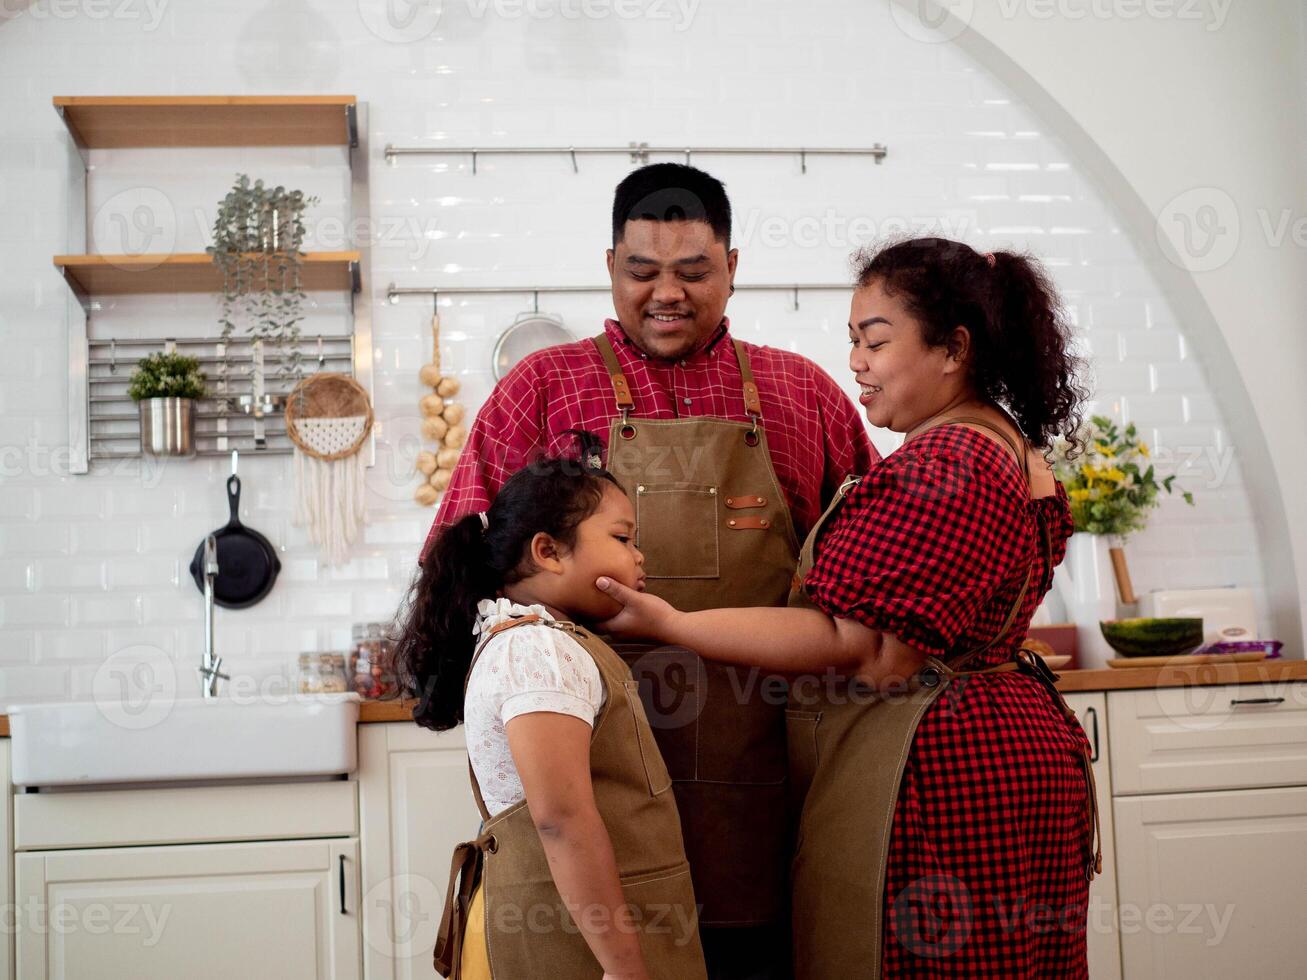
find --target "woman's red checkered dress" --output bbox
[802,425,1092,978]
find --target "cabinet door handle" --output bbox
[1085,705,1100,763]
[339,853,347,915]
[1230,696,1286,707]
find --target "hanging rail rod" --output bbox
[383,142,888,173]
[386,282,852,312]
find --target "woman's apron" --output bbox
[434,615,708,980]
[785,416,1103,980]
[593,332,802,928]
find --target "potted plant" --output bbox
[1051,414,1195,666]
[206,174,319,389]
[128,351,207,457]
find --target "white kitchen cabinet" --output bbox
[16,836,361,980]
[357,723,481,980]
[1114,785,1307,979]
[1108,681,1307,795]
[1065,691,1122,980]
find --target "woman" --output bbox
[594,238,1100,978]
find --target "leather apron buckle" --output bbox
[744,413,761,447]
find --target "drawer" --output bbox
[15,777,358,851]
[1108,681,1307,795]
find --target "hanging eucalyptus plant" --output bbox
[207,174,320,385]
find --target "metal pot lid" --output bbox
[492,313,574,381]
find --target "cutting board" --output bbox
[1107,651,1267,669]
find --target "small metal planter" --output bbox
[138,397,196,457]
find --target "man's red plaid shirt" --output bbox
[422,317,878,556]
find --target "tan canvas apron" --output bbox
[593,332,802,927]
[434,615,708,980]
[785,416,1103,980]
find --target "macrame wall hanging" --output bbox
[285,372,374,566]
[414,309,468,507]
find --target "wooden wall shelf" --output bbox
[54,252,361,296]
[53,96,357,148]
[54,94,374,472]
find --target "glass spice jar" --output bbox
[296,653,320,694]
[318,653,350,693]
[350,622,398,700]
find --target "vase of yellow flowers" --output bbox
[1051,415,1194,667]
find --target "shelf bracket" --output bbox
[60,268,92,315]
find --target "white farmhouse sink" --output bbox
[7,692,360,787]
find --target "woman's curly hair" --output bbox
[854,237,1089,454]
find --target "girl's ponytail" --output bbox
[392,512,496,731]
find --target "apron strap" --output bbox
[462,614,608,820]
[592,334,635,413]
[462,614,550,822]
[923,413,1033,488]
[732,339,764,419]
[591,331,763,421]
[902,414,1038,672]
[433,830,498,978]
[1011,647,1106,881]
[433,840,477,978]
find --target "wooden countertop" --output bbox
[1,661,1300,736]
[359,699,419,724]
[358,659,1307,719]
[1052,657,1307,692]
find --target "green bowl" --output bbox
[1099,618,1205,658]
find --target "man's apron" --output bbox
[593,332,802,928]
[785,416,1103,980]
[434,616,708,980]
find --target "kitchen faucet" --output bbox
[199,534,230,699]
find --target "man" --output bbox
[424,163,877,979]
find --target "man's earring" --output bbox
[729,284,736,295]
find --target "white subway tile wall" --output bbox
[0,0,1268,702]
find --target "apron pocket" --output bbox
[785,709,822,813]
[635,483,720,579]
[618,861,702,957]
[625,679,674,796]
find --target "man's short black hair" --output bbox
[611,163,732,248]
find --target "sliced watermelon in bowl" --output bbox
[1099,618,1205,658]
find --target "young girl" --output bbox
[392,432,707,980]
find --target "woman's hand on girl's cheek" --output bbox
[594,577,678,640]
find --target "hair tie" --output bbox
[985,252,997,268]
[477,511,489,531]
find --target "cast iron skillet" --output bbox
[189,474,281,609]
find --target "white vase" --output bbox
[1054,533,1119,670]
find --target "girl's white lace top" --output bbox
[464,597,607,816]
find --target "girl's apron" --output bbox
[434,615,708,980]
[594,331,801,928]
[785,416,1102,980]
